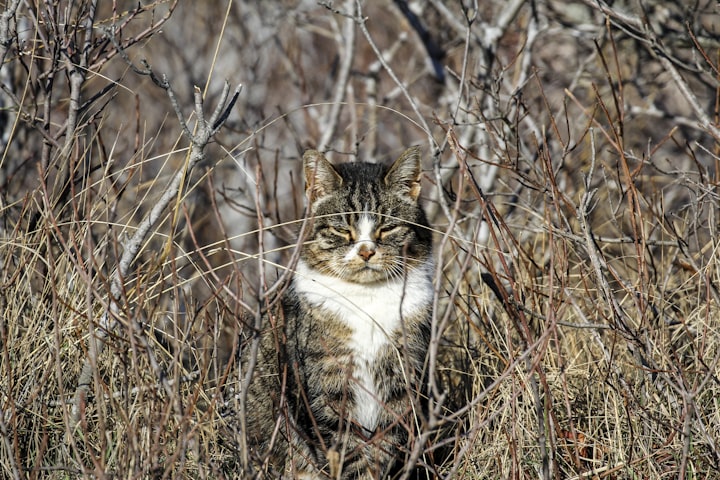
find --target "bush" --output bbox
[1,1,718,478]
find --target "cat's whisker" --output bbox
[382,258,420,283]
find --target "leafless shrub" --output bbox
[1,0,718,478]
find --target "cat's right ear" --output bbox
[385,146,422,201]
[303,150,342,203]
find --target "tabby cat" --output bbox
[243,146,434,479]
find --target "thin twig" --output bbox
[318,0,356,152]
[354,0,434,150]
[578,0,720,139]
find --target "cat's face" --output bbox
[301,147,432,284]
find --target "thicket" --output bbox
[0,1,718,478]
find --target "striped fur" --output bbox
[244,147,433,479]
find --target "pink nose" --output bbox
[358,246,375,261]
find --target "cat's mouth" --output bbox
[351,262,379,274]
[360,264,381,273]
[343,263,392,284]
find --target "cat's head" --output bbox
[300,147,432,284]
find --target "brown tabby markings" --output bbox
[243,147,433,479]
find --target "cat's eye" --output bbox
[327,226,352,241]
[378,225,404,240]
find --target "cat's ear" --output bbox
[303,150,343,203]
[385,146,422,201]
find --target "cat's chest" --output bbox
[293,260,432,430]
[293,260,431,344]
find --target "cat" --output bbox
[242,146,434,479]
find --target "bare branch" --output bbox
[71,79,242,426]
[0,0,21,68]
[318,0,356,152]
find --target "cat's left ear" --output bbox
[385,146,422,201]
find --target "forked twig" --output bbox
[70,74,241,427]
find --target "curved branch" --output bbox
[70,78,242,427]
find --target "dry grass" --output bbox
[1,0,719,478]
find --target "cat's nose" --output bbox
[358,244,376,261]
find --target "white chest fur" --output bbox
[293,260,433,432]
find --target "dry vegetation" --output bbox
[1,0,719,478]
